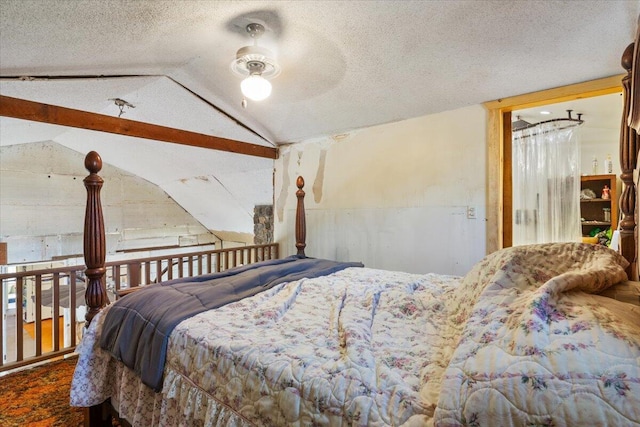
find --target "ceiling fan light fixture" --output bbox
[241,73,272,101]
[230,23,280,102]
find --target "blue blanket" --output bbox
[99,255,363,391]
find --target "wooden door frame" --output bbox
[483,75,624,254]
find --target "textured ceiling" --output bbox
[0,1,638,239]
[2,1,638,143]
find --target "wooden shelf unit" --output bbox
[580,174,617,236]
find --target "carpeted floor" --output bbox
[0,356,84,427]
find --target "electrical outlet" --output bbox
[467,206,477,219]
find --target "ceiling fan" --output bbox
[230,23,281,105]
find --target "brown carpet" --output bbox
[0,356,84,427]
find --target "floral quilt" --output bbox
[71,243,640,426]
[434,242,639,426]
[72,266,463,425]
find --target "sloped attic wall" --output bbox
[0,142,218,264]
[0,77,276,245]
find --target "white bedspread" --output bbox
[72,267,462,425]
[71,243,640,426]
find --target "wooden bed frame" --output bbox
[81,160,308,425]
[81,158,308,326]
[78,37,640,427]
[619,40,639,278]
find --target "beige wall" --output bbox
[274,105,487,276]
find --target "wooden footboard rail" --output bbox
[0,245,278,372]
[82,151,307,326]
[0,266,81,372]
[110,243,279,298]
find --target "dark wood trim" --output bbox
[295,176,307,257]
[502,111,513,248]
[619,43,638,279]
[83,151,109,326]
[0,73,273,144]
[0,95,277,159]
[0,348,76,372]
[0,242,7,264]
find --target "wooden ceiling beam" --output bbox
[0,95,278,159]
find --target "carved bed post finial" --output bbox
[295,176,307,257]
[83,151,109,326]
[619,42,638,279]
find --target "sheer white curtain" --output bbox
[512,122,581,246]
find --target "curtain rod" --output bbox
[513,109,584,139]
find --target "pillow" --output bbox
[450,242,629,326]
[470,242,628,294]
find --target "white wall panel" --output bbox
[0,141,218,264]
[275,105,487,276]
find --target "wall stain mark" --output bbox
[313,149,327,203]
[275,150,291,222]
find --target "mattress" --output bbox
[71,243,640,426]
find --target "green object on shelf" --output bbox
[605,228,613,240]
[589,227,612,246]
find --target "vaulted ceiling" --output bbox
[1,1,638,238]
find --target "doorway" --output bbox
[510,93,622,246]
[483,74,624,252]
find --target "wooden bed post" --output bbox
[83,151,109,326]
[295,176,306,257]
[619,43,639,280]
